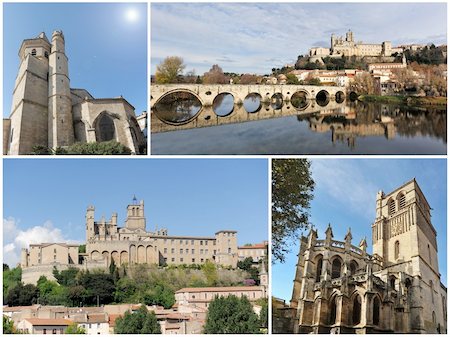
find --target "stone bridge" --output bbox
[151,84,346,107]
[151,84,348,132]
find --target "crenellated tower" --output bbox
[48,30,74,149]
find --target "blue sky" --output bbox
[4,3,147,117]
[272,159,447,303]
[151,2,447,75]
[3,159,268,267]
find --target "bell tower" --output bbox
[48,30,74,149]
[7,32,51,154]
[371,179,439,276]
[125,197,146,230]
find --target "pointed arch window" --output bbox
[390,276,396,290]
[373,297,380,326]
[332,258,342,279]
[388,198,396,215]
[350,261,358,275]
[95,113,116,142]
[352,294,362,325]
[329,296,337,325]
[398,193,406,209]
[316,257,323,282]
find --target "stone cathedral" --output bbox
[3,31,146,155]
[287,179,446,334]
[20,198,239,284]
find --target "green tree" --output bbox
[6,282,39,306]
[3,315,15,334]
[286,73,299,84]
[114,305,161,334]
[78,271,115,305]
[202,261,218,286]
[114,278,138,303]
[3,266,22,302]
[78,245,86,254]
[155,56,186,84]
[53,267,79,287]
[272,159,315,263]
[203,295,260,333]
[258,298,268,328]
[67,285,86,307]
[66,323,86,334]
[143,283,175,309]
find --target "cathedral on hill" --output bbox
[274,179,447,334]
[3,31,146,155]
[20,198,244,285]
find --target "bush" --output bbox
[66,141,132,155]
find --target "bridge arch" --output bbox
[213,92,235,117]
[153,89,203,125]
[291,90,310,110]
[335,91,345,103]
[316,90,330,107]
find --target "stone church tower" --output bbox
[4,31,146,155]
[285,179,446,334]
[48,31,74,148]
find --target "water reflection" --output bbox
[271,93,283,110]
[213,93,234,116]
[152,100,446,155]
[153,91,202,124]
[290,91,309,109]
[244,93,262,113]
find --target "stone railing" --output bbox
[350,246,364,255]
[331,240,345,248]
[315,240,325,247]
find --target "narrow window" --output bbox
[398,193,406,209]
[390,276,396,290]
[430,280,434,304]
[31,49,37,56]
[388,199,396,215]
[428,244,432,264]
[332,259,341,279]
[44,51,49,58]
[373,297,380,325]
[316,257,323,282]
[329,296,337,324]
[394,241,400,260]
[352,295,362,325]
[350,261,358,275]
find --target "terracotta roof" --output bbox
[176,286,262,293]
[108,314,122,327]
[3,305,38,311]
[24,318,73,326]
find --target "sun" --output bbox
[125,8,139,23]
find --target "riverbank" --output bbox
[358,95,447,107]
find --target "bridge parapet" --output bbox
[150,84,345,106]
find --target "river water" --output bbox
[151,98,446,155]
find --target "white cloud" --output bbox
[3,217,80,268]
[312,160,378,220]
[151,3,446,75]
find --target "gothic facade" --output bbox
[4,31,146,155]
[289,179,447,334]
